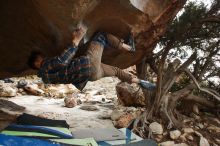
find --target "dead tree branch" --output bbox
[185,94,216,108]
[185,69,220,101]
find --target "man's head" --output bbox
[27,51,45,70]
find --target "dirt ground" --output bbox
[6,77,120,132]
[1,76,220,146]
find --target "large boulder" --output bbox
[0,0,186,78]
[116,82,146,106]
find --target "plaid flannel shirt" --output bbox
[38,46,91,90]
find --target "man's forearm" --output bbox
[57,26,86,64]
[57,46,78,64]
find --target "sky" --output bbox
[155,0,220,84]
[189,0,213,7]
[177,0,213,16]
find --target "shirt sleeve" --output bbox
[57,46,78,64]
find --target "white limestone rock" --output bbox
[0,84,17,97]
[149,122,163,135]
[170,130,181,140]
[64,97,77,108]
[160,141,175,146]
[182,128,194,133]
[186,135,194,141]
[200,137,210,146]
[207,125,220,133]
[24,84,44,95]
[195,131,203,137]
[174,143,189,146]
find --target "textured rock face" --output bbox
[116,82,146,106]
[0,99,25,130]
[0,0,186,78]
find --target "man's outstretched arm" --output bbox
[56,27,87,64]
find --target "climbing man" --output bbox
[27,26,155,91]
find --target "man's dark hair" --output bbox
[27,51,44,70]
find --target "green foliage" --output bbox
[162,2,206,44]
[157,1,220,93]
[170,73,191,92]
[161,1,219,58]
[161,1,219,47]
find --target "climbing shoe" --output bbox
[127,34,135,52]
[92,32,108,46]
[139,80,156,90]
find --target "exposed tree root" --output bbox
[129,50,220,137]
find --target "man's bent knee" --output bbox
[87,42,104,65]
